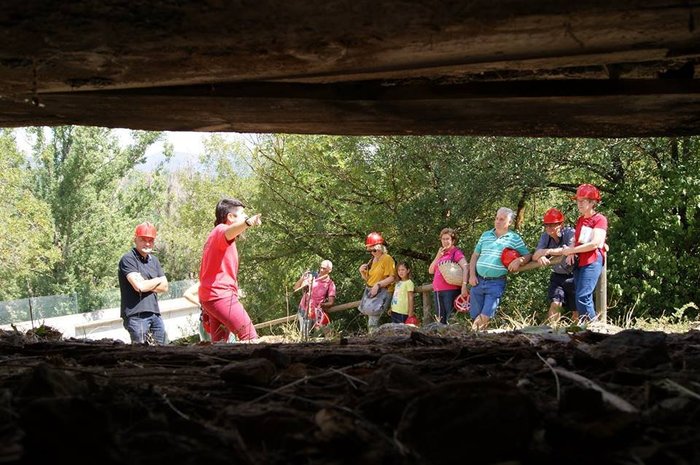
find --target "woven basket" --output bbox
[437,260,463,286]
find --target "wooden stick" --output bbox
[553,367,638,413]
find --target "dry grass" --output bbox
[617,302,699,333]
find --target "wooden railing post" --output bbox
[594,260,607,323]
[421,285,432,326]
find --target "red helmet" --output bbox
[543,208,565,224]
[134,222,157,239]
[572,184,601,201]
[365,232,384,247]
[454,293,470,313]
[405,315,419,326]
[501,248,522,267]
[314,311,330,328]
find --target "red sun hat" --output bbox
[501,248,522,267]
[543,208,565,224]
[134,222,157,239]
[571,184,601,201]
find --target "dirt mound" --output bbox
[1,327,699,464]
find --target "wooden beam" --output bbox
[4,79,700,136]
[1,1,700,135]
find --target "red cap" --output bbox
[314,311,331,328]
[405,315,419,326]
[454,293,470,313]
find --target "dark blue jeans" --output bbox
[434,289,460,324]
[573,254,603,321]
[124,312,167,344]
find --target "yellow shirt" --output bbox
[365,253,396,292]
[391,279,414,315]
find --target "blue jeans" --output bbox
[298,309,315,338]
[434,289,460,324]
[390,312,408,324]
[124,312,167,344]
[573,254,603,321]
[469,277,507,320]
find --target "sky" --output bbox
[14,128,249,171]
[117,129,208,170]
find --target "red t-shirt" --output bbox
[198,224,240,302]
[575,213,608,267]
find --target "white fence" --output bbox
[0,297,201,343]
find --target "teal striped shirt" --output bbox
[474,229,529,278]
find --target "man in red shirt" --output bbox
[198,198,262,342]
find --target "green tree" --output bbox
[581,137,700,320]
[28,126,163,309]
[0,130,59,300]
[245,134,700,329]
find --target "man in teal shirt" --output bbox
[468,207,531,330]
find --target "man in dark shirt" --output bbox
[532,208,576,323]
[118,222,169,344]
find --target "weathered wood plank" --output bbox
[1,1,700,135]
[3,79,700,136]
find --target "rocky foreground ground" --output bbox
[1,324,699,465]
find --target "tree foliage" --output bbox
[0,130,59,299]
[27,127,163,309]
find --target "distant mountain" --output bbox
[137,148,203,172]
